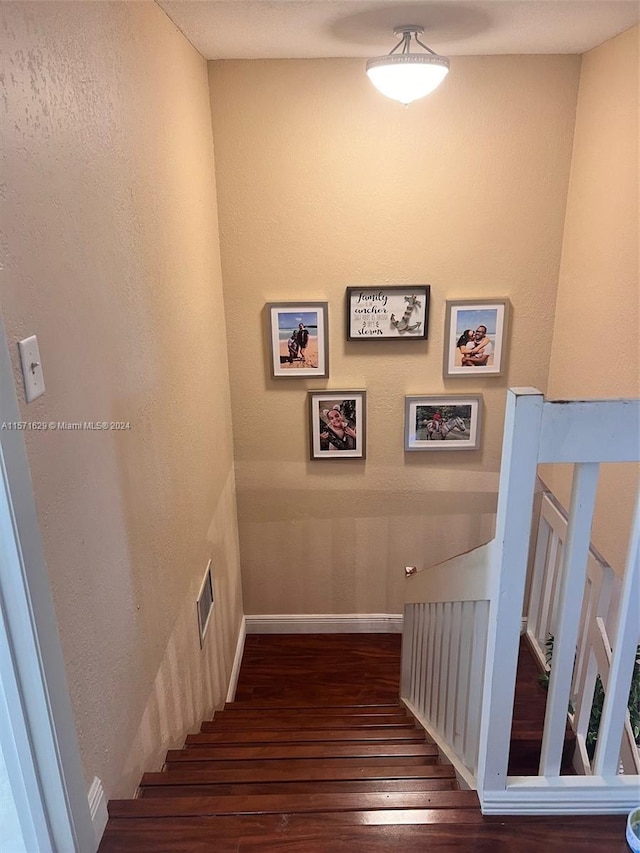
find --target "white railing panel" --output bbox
[401,597,490,785]
[593,490,640,776]
[426,604,436,720]
[400,604,415,697]
[415,604,425,716]
[433,604,444,729]
[445,601,462,744]
[572,553,613,703]
[540,462,600,776]
[526,515,550,650]
[524,485,638,777]
[587,617,640,775]
[536,532,560,647]
[454,602,473,756]
[465,600,489,773]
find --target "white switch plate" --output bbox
[18,335,45,403]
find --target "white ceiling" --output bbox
[157,0,640,59]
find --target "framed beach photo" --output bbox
[308,391,366,460]
[443,299,510,377]
[346,286,430,341]
[405,395,483,451]
[267,302,329,378]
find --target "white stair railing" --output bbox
[402,389,640,815]
[400,543,492,788]
[478,390,640,814]
[403,600,489,784]
[401,542,493,786]
[525,489,639,776]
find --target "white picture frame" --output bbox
[267,302,329,378]
[405,395,483,451]
[308,391,366,460]
[443,299,510,377]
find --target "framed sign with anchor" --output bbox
[345,285,430,341]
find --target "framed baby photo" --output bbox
[308,391,367,460]
[405,395,483,451]
[267,302,329,379]
[443,299,510,377]
[346,286,430,341]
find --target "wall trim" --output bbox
[87,777,108,846]
[401,697,477,791]
[225,616,246,702]
[245,614,403,634]
[480,775,639,814]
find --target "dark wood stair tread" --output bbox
[168,754,438,771]
[186,728,425,745]
[185,734,437,759]
[166,757,439,773]
[98,814,627,853]
[139,779,457,797]
[167,740,439,764]
[104,808,484,833]
[145,764,455,785]
[110,790,479,818]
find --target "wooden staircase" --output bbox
[100,700,482,851]
[98,634,626,851]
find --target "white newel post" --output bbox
[477,389,544,795]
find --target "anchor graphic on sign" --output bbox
[390,295,422,333]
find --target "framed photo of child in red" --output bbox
[405,395,483,451]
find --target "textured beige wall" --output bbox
[209,56,581,615]
[1,1,242,798]
[543,26,640,576]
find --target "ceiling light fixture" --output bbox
[366,26,450,105]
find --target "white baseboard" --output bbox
[87,776,108,848]
[225,615,246,702]
[245,614,403,634]
[480,775,639,814]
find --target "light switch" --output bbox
[18,335,45,403]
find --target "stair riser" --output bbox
[165,756,438,771]
[224,702,404,712]
[186,730,426,745]
[207,716,414,730]
[143,765,456,785]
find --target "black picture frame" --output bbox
[346,285,430,341]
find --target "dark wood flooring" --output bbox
[508,637,576,775]
[99,633,626,852]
